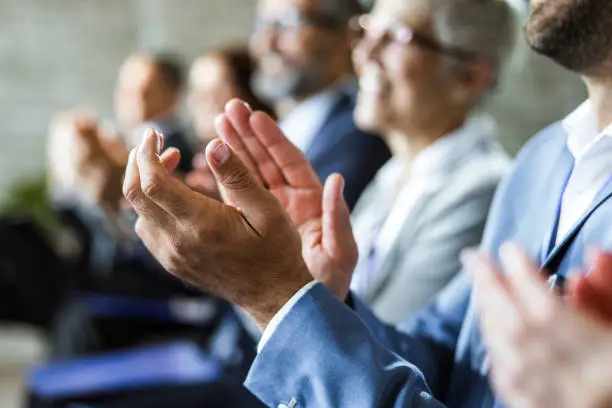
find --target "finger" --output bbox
[122,148,168,221]
[322,174,356,266]
[588,251,612,288]
[136,128,200,218]
[215,113,264,184]
[249,110,321,187]
[205,138,276,231]
[499,243,557,324]
[461,249,522,343]
[223,101,285,187]
[161,147,181,174]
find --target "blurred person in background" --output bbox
[347,0,515,323]
[250,0,391,209]
[44,53,222,358]
[186,46,274,199]
[115,52,194,174]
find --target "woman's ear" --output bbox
[450,59,495,106]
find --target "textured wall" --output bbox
[0,0,587,201]
[0,0,254,200]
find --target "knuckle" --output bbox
[220,167,254,191]
[141,174,164,198]
[123,181,141,202]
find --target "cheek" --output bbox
[381,48,431,105]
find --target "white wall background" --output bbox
[0,0,587,201]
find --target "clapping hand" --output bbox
[213,100,358,300]
[462,244,612,408]
[123,126,313,331]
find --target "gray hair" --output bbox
[432,0,519,90]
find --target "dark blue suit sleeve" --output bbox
[312,129,390,210]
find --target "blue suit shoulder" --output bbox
[309,94,391,209]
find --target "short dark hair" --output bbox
[316,0,365,25]
[150,52,185,92]
[212,46,276,119]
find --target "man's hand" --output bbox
[48,112,129,209]
[461,244,612,408]
[568,251,612,325]
[213,99,358,300]
[123,128,313,330]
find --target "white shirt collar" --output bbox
[279,79,354,152]
[376,113,498,194]
[563,100,612,160]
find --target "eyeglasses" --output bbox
[349,14,477,62]
[254,8,344,34]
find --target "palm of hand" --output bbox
[270,181,356,299]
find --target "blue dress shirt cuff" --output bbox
[257,280,318,353]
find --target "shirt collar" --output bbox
[376,113,498,192]
[563,100,612,160]
[279,78,355,152]
[411,113,498,178]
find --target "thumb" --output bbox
[322,174,358,266]
[205,138,273,230]
[160,147,181,174]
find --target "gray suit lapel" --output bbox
[363,188,439,303]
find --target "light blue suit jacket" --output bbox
[244,121,612,407]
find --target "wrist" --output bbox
[244,266,313,332]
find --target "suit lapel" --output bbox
[363,190,437,303]
[304,93,351,161]
[542,179,612,272]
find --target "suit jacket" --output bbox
[351,121,510,324]
[164,129,195,174]
[305,91,391,209]
[244,121,610,407]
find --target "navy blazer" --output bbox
[244,121,612,407]
[305,92,390,209]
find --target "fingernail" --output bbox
[157,131,164,153]
[212,142,231,164]
[340,178,345,196]
[242,101,252,111]
[142,128,156,152]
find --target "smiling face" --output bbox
[249,0,351,101]
[352,0,467,136]
[114,55,179,130]
[525,0,612,73]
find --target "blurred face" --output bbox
[250,0,348,102]
[525,0,612,73]
[188,55,240,144]
[352,0,479,136]
[114,56,179,130]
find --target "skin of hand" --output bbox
[48,112,129,210]
[212,99,358,300]
[122,126,316,331]
[568,251,612,326]
[461,244,612,408]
